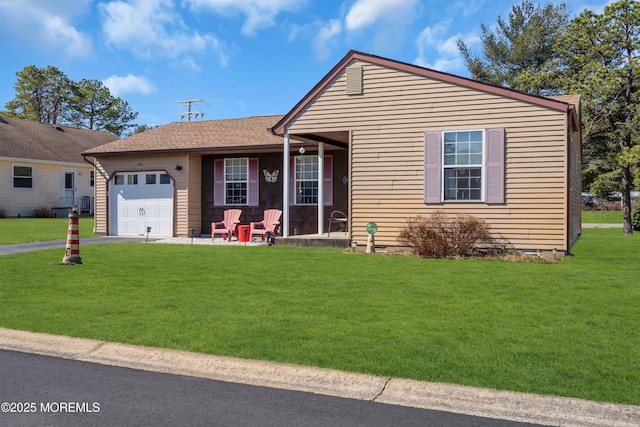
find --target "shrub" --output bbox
[398,212,511,258]
[32,206,55,218]
[0,207,6,218]
[632,207,640,231]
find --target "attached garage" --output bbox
[109,171,174,237]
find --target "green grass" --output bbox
[582,209,623,224]
[0,228,638,406]
[0,218,99,244]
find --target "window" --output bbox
[424,128,505,204]
[145,174,157,185]
[288,154,333,206]
[90,170,95,187]
[114,175,125,185]
[127,174,138,185]
[443,130,483,201]
[13,165,33,188]
[295,155,319,205]
[224,158,248,205]
[213,158,259,207]
[159,173,171,184]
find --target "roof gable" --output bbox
[271,50,577,136]
[84,115,285,156]
[0,115,117,163]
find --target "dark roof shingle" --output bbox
[0,114,118,163]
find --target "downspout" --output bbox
[282,133,290,237]
[317,142,324,235]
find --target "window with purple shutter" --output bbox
[290,154,333,206]
[424,128,505,204]
[213,157,259,206]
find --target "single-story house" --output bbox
[84,50,582,254]
[0,114,118,217]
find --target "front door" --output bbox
[64,171,76,207]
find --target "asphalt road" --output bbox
[0,350,539,427]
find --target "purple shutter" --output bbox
[323,154,333,206]
[248,157,259,206]
[424,131,442,203]
[485,128,505,204]
[214,158,224,206]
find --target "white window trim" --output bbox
[294,154,319,206]
[12,163,34,189]
[441,129,486,202]
[224,157,249,206]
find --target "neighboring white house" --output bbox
[0,114,117,217]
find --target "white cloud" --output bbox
[185,0,305,36]
[0,0,92,58]
[414,24,470,73]
[345,0,418,32]
[102,74,157,97]
[312,20,342,61]
[99,0,228,68]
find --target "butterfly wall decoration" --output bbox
[263,169,279,183]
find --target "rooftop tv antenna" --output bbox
[177,99,207,121]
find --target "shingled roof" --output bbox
[0,114,118,163]
[83,115,285,156]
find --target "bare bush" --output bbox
[32,206,54,218]
[398,212,512,258]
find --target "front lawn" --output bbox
[0,218,99,244]
[0,229,638,406]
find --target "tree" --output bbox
[5,65,74,124]
[127,124,157,136]
[457,0,568,94]
[5,65,139,137]
[557,0,640,235]
[67,79,138,137]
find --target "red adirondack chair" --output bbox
[211,209,242,241]
[250,209,282,241]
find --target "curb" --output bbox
[1,328,638,426]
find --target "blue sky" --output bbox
[0,0,612,129]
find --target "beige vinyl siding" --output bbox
[186,154,202,235]
[287,60,571,251]
[92,154,188,236]
[0,159,94,217]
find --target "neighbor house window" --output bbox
[424,128,505,204]
[13,165,33,188]
[295,155,319,205]
[443,130,484,201]
[159,173,171,184]
[145,174,157,185]
[213,158,259,207]
[90,170,95,187]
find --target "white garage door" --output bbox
[109,172,174,237]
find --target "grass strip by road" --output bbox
[581,210,623,224]
[0,218,99,244]
[0,228,638,406]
